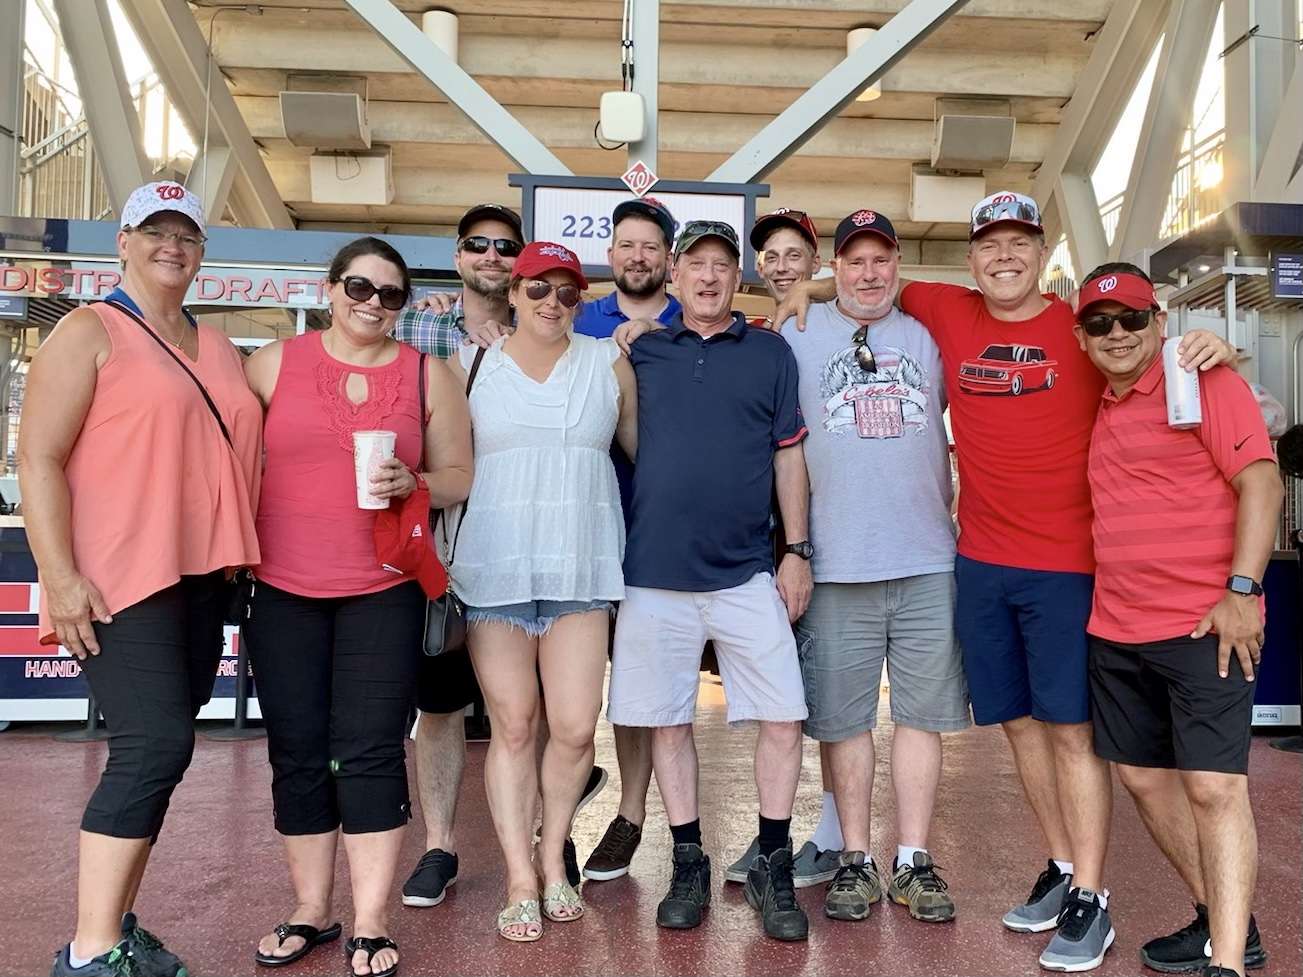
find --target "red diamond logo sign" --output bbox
[621,161,659,198]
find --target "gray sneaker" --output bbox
[724,835,760,883]
[1039,887,1116,972]
[1003,859,1072,933]
[823,851,883,921]
[792,840,842,888]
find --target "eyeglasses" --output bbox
[852,326,877,374]
[1078,307,1155,338]
[524,280,581,308]
[132,225,205,249]
[972,200,1040,231]
[342,275,407,311]
[460,235,524,258]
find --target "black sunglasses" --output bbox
[460,235,524,258]
[1078,308,1154,338]
[523,280,581,308]
[852,326,877,374]
[342,276,406,311]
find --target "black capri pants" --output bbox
[80,572,226,841]
[243,579,425,835]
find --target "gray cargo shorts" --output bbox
[795,573,971,741]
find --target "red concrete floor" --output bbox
[1,677,1299,977]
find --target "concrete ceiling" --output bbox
[187,0,1115,248]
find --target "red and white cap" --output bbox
[120,181,206,235]
[1075,272,1157,318]
[511,241,589,290]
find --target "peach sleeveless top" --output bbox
[37,299,263,642]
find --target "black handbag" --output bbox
[421,345,486,656]
[103,298,255,625]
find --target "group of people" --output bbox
[17,177,1282,977]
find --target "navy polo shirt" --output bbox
[575,290,681,339]
[624,311,808,592]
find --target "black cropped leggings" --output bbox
[243,579,425,835]
[80,572,226,841]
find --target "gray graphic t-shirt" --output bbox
[783,301,955,583]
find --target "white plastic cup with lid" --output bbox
[353,430,397,509]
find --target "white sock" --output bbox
[897,844,927,868]
[809,791,844,852]
[67,945,94,970]
[1053,859,1074,876]
[1096,889,1109,909]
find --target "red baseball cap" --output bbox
[750,208,820,252]
[1075,272,1157,318]
[511,241,589,290]
[374,481,448,600]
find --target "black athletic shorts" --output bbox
[416,645,480,715]
[1088,633,1255,774]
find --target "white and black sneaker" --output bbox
[1003,859,1072,933]
[1140,903,1267,973]
[1039,887,1116,972]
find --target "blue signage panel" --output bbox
[1273,252,1303,299]
[0,295,27,319]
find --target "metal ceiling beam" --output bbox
[341,0,571,175]
[1054,172,1110,279]
[52,0,150,211]
[708,0,971,184]
[186,145,237,223]
[1254,55,1303,201]
[0,0,22,213]
[626,0,659,172]
[117,0,293,229]
[1033,0,1170,253]
[1223,0,1297,202]
[1110,0,1220,262]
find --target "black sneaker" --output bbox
[656,843,711,929]
[583,815,643,881]
[1140,903,1267,973]
[564,837,581,888]
[401,848,459,908]
[51,942,138,977]
[577,766,608,814]
[120,915,185,977]
[1201,968,1239,977]
[744,848,809,942]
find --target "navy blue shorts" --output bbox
[954,555,1094,726]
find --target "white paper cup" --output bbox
[353,430,397,509]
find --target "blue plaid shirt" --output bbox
[392,295,466,359]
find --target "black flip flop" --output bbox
[345,936,399,977]
[254,921,342,968]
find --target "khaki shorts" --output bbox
[607,572,808,727]
[796,574,971,741]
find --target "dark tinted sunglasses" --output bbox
[460,235,523,258]
[682,220,736,239]
[524,280,581,308]
[852,326,877,374]
[1078,307,1154,338]
[342,275,407,311]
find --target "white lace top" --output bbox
[439,333,626,607]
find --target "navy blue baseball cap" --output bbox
[833,209,899,255]
[613,196,677,247]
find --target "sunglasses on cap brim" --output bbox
[1077,307,1157,338]
[973,201,1040,230]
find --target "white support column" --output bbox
[118,0,293,229]
[53,0,150,210]
[1055,172,1110,278]
[0,0,22,213]
[1110,0,1221,262]
[626,0,659,172]
[1223,0,1298,202]
[1249,16,1303,200]
[1033,0,1170,247]
[341,0,570,175]
[708,0,971,184]
[186,144,236,223]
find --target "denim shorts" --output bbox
[465,599,614,637]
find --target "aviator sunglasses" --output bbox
[342,275,407,311]
[523,280,582,308]
[460,235,524,258]
[1078,307,1155,338]
[852,325,878,374]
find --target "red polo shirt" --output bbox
[1086,357,1274,644]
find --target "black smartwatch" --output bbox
[1226,575,1263,597]
[785,540,815,560]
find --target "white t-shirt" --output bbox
[783,302,955,583]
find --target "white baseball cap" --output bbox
[120,182,207,235]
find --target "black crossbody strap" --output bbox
[441,345,488,563]
[102,298,233,448]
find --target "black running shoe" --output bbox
[1140,903,1267,973]
[564,837,581,888]
[656,843,711,929]
[744,848,809,942]
[51,943,139,977]
[120,915,185,977]
[401,848,459,908]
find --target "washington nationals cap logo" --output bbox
[538,244,573,261]
[1097,276,1118,293]
[851,210,877,226]
[990,192,1017,204]
[156,183,186,200]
